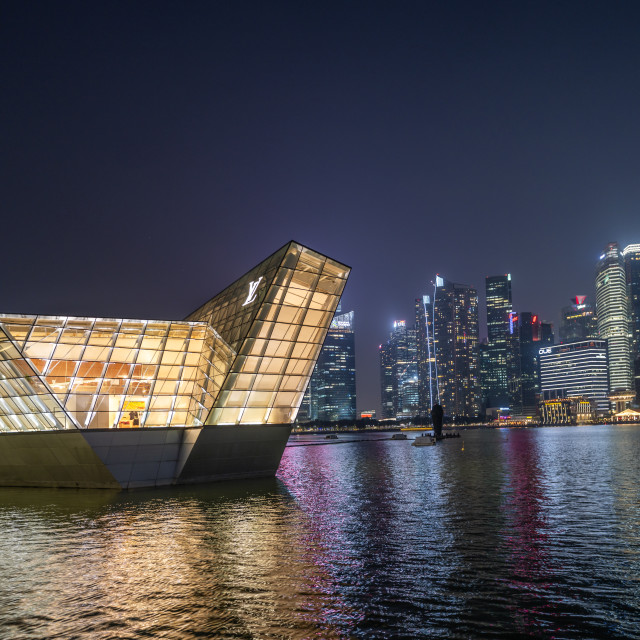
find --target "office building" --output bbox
[596,243,633,393]
[539,340,609,414]
[482,275,512,409]
[379,340,395,419]
[429,277,480,418]
[559,296,598,343]
[501,310,551,416]
[378,320,419,419]
[0,241,349,488]
[298,308,356,422]
[415,296,436,414]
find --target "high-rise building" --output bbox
[559,296,598,343]
[379,341,395,419]
[429,277,479,418]
[519,313,553,414]
[483,275,512,409]
[506,311,523,413]
[539,340,609,414]
[596,243,633,393]
[623,244,640,401]
[505,312,554,415]
[415,296,436,415]
[299,309,356,422]
[378,320,419,419]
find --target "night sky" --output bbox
[3,1,640,413]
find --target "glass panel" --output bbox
[153,380,178,394]
[28,326,61,343]
[106,363,132,378]
[261,358,287,374]
[246,391,274,407]
[277,306,305,324]
[53,344,85,360]
[239,407,268,423]
[322,260,350,279]
[267,407,295,423]
[226,390,250,407]
[290,270,318,290]
[23,342,56,359]
[114,334,139,349]
[216,407,241,423]
[252,375,280,391]
[141,337,164,350]
[76,362,106,377]
[170,411,189,426]
[316,275,342,295]
[110,348,138,363]
[149,396,174,410]
[83,345,112,361]
[136,349,161,365]
[48,361,77,376]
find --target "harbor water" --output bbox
[0,425,639,639]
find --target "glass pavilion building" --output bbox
[0,241,349,488]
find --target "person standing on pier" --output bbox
[431,403,444,438]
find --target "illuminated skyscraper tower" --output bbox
[431,277,479,418]
[559,296,598,343]
[378,321,419,419]
[415,296,436,414]
[379,341,395,419]
[596,243,633,394]
[299,308,356,421]
[623,244,640,400]
[482,275,512,409]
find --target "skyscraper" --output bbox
[379,341,395,419]
[299,309,356,422]
[430,277,479,418]
[415,296,436,414]
[518,312,552,414]
[378,320,419,419]
[559,296,598,343]
[483,275,512,409]
[596,243,633,393]
[623,244,640,401]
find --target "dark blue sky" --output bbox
[3,1,640,413]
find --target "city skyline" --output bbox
[3,2,640,414]
[381,240,638,419]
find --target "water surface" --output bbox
[0,426,638,638]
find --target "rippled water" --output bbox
[0,426,639,639]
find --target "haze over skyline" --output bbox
[3,1,640,413]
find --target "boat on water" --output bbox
[412,433,436,447]
[391,433,408,440]
[325,434,339,439]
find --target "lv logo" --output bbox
[242,276,263,306]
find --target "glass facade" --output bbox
[0,242,349,432]
[559,296,598,343]
[378,320,419,419]
[596,243,633,393]
[539,340,609,414]
[482,275,512,409]
[426,278,479,418]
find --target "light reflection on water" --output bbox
[0,426,639,639]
